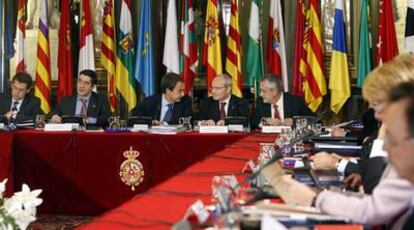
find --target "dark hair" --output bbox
[12,72,33,89]
[389,81,414,137]
[79,69,98,85]
[262,74,283,91]
[160,72,183,93]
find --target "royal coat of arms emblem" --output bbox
[119,147,144,191]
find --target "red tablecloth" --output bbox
[0,132,14,196]
[81,134,275,229]
[12,130,247,215]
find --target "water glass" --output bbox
[35,115,45,130]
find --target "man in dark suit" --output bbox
[133,73,192,125]
[51,69,110,127]
[0,72,41,124]
[251,74,315,129]
[198,74,249,126]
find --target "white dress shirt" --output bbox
[219,95,231,117]
[160,95,173,121]
[271,93,284,120]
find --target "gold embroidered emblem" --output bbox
[119,147,144,191]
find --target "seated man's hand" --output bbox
[200,119,215,126]
[331,127,347,137]
[311,151,342,170]
[264,118,282,126]
[344,173,362,189]
[283,118,293,126]
[4,111,13,120]
[280,175,317,206]
[216,119,225,126]
[50,115,62,123]
[152,120,160,126]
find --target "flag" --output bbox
[375,0,398,65]
[101,0,117,112]
[180,0,197,95]
[116,0,136,111]
[246,0,263,95]
[203,0,223,89]
[34,0,52,114]
[163,0,179,73]
[3,0,15,94]
[78,0,95,73]
[15,0,26,72]
[225,0,242,97]
[292,0,305,97]
[57,0,74,102]
[405,0,414,52]
[266,0,288,92]
[329,0,350,114]
[301,0,327,112]
[135,0,155,96]
[356,0,372,88]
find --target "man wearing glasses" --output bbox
[251,74,315,129]
[198,74,249,126]
[50,69,110,127]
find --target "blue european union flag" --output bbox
[134,0,155,96]
[0,0,4,93]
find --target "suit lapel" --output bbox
[283,93,292,118]
[155,94,162,120]
[87,93,98,116]
[227,96,236,117]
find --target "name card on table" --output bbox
[131,124,149,132]
[44,123,79,131]
[199,125,228,133]
[228,124,244,132]
[0,123,4,130]
[261,126,291,134]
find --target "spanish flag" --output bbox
[203,0,222,89]
[329,0,350,114]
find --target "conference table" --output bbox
[3,130,260,215]
[81,134,274,229]
[0,132,14,196]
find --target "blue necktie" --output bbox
[163,104,174,123]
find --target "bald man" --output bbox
[198,74,249,126]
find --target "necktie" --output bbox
[11,101,19,112]
[273,104,281,120]
[163,103,174,123]
[220,102,227,120]
[80,99,88,118]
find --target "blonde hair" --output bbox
[363,54,414,102]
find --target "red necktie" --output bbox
[273,104,281,120]
[220,102,226,120]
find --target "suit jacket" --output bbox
[316,165,414,229]
[53,92,110,127]
[346,108,379,140]
[251,93,316,128]
[133,94,192,125]
[403,209,414,230]
[198,95,249,123]
[0,93,41,123]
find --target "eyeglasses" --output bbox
[210,86,226,91]
[369,102,386,112]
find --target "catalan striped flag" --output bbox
[329,0,350,114]
[267,0,288,92]
[116,0,137,111]
[375,0,398,65]
[34,0,52,114]
[405,0,414,53]
[15,0,26,72]
[57,0,74,102]
[78,0,95,73]
[101,0,117,112]
[180,0,197,95]
[225,0,242,97]
[301,0,326,112]
[292,0,306,97]
[203,0,223,89]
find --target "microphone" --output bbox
[310,110,330,125]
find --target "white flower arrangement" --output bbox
[0,179,42,230]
